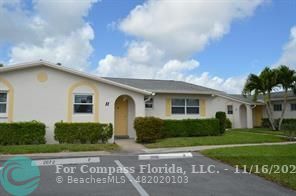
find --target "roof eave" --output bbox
[0,61,152,95]
[150,90,219,95]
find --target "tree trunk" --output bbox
[265,103,276,130]
[278,90,288,131]
[265,93,276,130]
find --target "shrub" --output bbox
[101,123,113,143]
[54,122,112,144]
[0,121,46,145]
[282,120,296,141]
[226,118,232,129]
[215,111,226,134]
[134,117,164,143]
[262,118,296,130]
[162,119,220,137]
[261,118,271,128]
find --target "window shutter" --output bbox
[200,99,206,116]
[165,97,171,116]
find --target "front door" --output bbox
[115,97,128,137]
[254,106,263,127]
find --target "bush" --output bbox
[226,118,232,129]
[215,111,226,134]
[0,121,46,145]
[282,120,296,141]
[261,118,271,128]
[54,122,112,144]
[262,118,296,130]
[101,123,113,143]
[134,117,164,143]
[162,119,220,137]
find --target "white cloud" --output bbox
[97,0,263,93]
[96,41,245,93]
[276,26,296,68]
[156,59,199,80]
[0,0,97,69]
[119,0,264,58]
[184,73,246,94]
[9,24,94,70]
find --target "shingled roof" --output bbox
[103,77,224,94]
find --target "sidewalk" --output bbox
[143,141,296,153]
[0,151,111,161]
[1,141,295,161]
[115,139,147,154]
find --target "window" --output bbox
[171,98,199,114]
[172,99,185,114]
[74,94,93,113]
[273,104,282,111]
[0,92,7,114]
[186,99,199,114]
[291,103,296,111]
[227,105,233,114]
[144,96,153,108]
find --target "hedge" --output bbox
[226,118,232,129]
[134,117,164,143]
[134,117,221,143]
[0,121,46,145]
[162,119,220,137]
[262,118,296,130]
[54,122,113,144]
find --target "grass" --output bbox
[0,143,119,154]
[201,144,296,190]
[145,131,287,148]
[231,128,285,136]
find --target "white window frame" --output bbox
[291,103,296,111]
[73,93,94,114]
[0,91,8,117]
[171,98,199,115]
[227,105,233,115]
[273,103,282,111]
[144,96,153,109]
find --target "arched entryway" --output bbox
[114,95,135,138]
[239,104,247,128]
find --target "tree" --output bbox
[242,67,278,130]
[276,65,296,130]
[0,64,3,67]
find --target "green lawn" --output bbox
[201,144,296,190]
[145,131,287,148]
[231,128,285,136]
[0,144,119,154]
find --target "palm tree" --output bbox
[276,65,296,130]
[242,67,278,130]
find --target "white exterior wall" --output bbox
[145,94,211,120]
[262,100,296,119]
[146,94,252,128]
[0,66,145,143]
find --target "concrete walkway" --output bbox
[143,141,296,153]
[0,151,111,161]
[115,139,147,154]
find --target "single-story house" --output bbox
[0,61,295,143]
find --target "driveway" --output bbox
[0,153,294,196]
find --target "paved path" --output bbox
[0,151,111,161]
[116,139,147,154]
[143,141,296,153]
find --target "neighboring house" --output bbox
[0,61,295,143]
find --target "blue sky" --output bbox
[0,0,296,93]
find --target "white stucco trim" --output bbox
[0,60,152,95]
[214,93,264,106]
